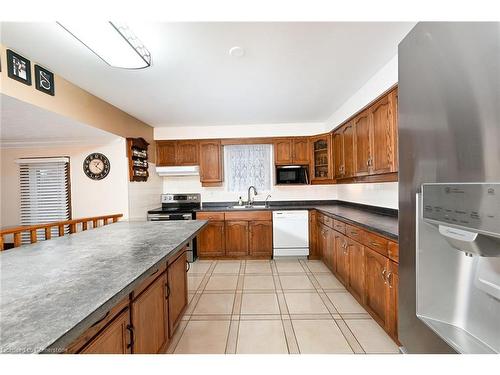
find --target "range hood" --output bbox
[156,166,200,177]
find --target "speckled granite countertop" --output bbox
[0,220,207,354]
[195,201,398,240]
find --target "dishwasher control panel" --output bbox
[422,183,500,236]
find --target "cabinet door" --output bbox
[335,233,349,285]
[197,221,225,257]
[387,260,399,339]
[370,93,396,175]
[274,138,293,165]
[308,211,319,259]
[225,221,249,257]
[168,251,188,336]
[199,140,222,183]
[353,112,371,176]
[347,239,365,304]
[341,123,354,178]
[156,141,176,166]
[131,273,168,354]
[316,220,324,259]
[80,309,131,354]
[176,141,199,165]
[333,131,344,178]
[311,135,333,181]
[318,223,330,269]
[249,221,273,257]
[292,138,310,164]
[364,247,390,329]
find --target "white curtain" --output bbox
[225,144,272,193]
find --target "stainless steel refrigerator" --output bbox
[398,23,500,353]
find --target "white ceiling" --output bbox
[0,94,118,146]
[0,22,415,127]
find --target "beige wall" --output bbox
[0,139,130,229]
[0,44,155,159]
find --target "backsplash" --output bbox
[161,176,399,209]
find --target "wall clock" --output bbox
[83,153,110,180]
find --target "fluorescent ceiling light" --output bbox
[58,22,151,69]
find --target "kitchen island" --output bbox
[0,220,207,354]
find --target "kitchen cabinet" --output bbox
[197,219,226,257]
[347,238,365,304]
[80,309,131,354]
[310,134,333,182]
[353,111,371,177]
[249,221,273,257]
[364,246,390,331]
[308,210,319,259]
[199,140,223,185]
[333,123,354,179]
[156,140,198,166]
[335,232,349,286]
[387,260,399,339]
[156,141,177,166]
[225,221,249,257]
[319,223,335,272]
[370,90,397,175]
[167,251,188,336]
[131,271,169,354]
[274,137,310,165]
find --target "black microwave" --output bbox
[276,166,309,185]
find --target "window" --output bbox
[224,144,272,193]
[17,157,71,243]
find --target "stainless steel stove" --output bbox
[147,193,201,262]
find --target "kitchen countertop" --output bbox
[196,201,398,240]
[0,220,207,354]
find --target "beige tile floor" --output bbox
[169,258,400,354]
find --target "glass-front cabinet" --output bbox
[310,134,333,183]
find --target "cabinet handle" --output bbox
[90,311,109,327]
[386,272,393,288]
[186,261,191,273]
[126,324,135,349]
[381,268,387,284]
[165,283,171,300]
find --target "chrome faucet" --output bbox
[247,186,258,206]
[265,194,272,208]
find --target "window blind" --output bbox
[17,157,71,243]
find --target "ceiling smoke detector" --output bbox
[229,46,245,58]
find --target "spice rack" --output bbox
[126,137,150,182]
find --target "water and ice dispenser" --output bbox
[416,183,500,353]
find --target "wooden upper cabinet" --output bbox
[167,251,188,336]
[353,111,371,177]
[310,134,333,182]
[248,221,273,257]
[131,273,169,354]
[333,131,344,179]
[225,221,249,257]
[80,309,131,354]
[341,122,354,178]
[364,247,390,329]
[199,140,222,184]
[274,138,293,165]
[176,141,199,165]
[156,141,177,166]
[292,137,310,165]
[370,90,397,175]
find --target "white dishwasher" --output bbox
[272,210,309,257]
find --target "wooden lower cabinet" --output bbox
[387,260,399,339]
[80,309,131,354]
[335,233,349,285]
[131,273,169,354]
[364,247,391,331]
[347,239,365,303]
[167,251,188,336]
[249,221,273,257]
[319,223,335,272]
[197,221,225,257]
[225,221,249,257]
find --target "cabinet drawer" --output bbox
[345,224,364,243]
[319,214,334,228]
[333,220,346,234]
[387,241,399,263]
[196,212,225,221]
[224,211,272,221]
[362,231,389,256]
